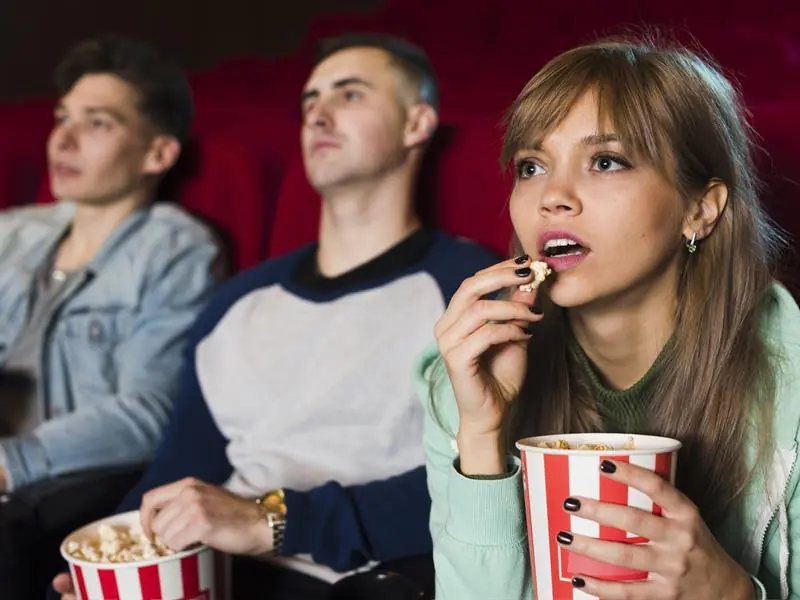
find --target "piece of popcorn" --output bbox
[518,260,552,293]
[97,524,119,542]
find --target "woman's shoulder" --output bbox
[763,283,800,350]
[763,283,800,376]
[763,283,800,442]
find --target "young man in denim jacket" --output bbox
[0,36,221,492]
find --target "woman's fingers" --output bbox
[436,259,541,340]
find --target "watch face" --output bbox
[263,490,287,515]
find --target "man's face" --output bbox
[300,47,414,193]
[47,73,167,204]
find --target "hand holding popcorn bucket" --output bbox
[61,511,230,600]
[516,433,681,600]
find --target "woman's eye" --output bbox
[592,155,629,172]
[516,160,544,179]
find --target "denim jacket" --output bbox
[0,202,221,490]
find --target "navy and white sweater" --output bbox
[118,227,498,579]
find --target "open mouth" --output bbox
[542,238,589,258]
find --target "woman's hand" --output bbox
[435,255,543,475]
[557,460,756,600]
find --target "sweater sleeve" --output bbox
[113,276,255,512]
[281,465,432,573]
[116,348,233,512]
[413,342,532,600]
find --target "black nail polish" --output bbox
[572,577,586,589]
[556,531,573,545]
[600,460,617,474]
[514,254,530,264]
[564,497,581,512]
[515,267,532,277]
[524,322,537,335]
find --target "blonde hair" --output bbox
[424,36,788,529]
[497,35,787,527]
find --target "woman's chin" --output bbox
[546,280,597,310]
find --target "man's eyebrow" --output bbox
[301,77,374,105]
[85,107,126,123]
[54,104,127,124]
[331,76,373,90]
[300,89,319,105]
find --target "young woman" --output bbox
[415,37,800,600]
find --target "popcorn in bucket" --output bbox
[61,511,230,600]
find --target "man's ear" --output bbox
[683,179,729,241]
[403,103,438,149]
[142,135,182,176]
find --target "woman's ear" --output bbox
[683,179,729,241]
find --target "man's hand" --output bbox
[140,478,273,556]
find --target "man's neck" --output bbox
[568,269,679,391]
[316,174,421,278]
[55,192,150,271]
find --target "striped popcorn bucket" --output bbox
[516,433,681,600]
[60,511,230,600]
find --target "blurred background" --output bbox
[1,0,798,290]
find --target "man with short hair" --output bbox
[54,33,499,600]
[0,35,221,492]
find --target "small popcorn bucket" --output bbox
[515,433,681,600]
[61,511,231,600]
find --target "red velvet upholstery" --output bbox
[266,148,319,259]
[0,3,797,294]
[0,100,52,210]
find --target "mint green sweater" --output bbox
[570,336,665,432]
[414,284,800,600]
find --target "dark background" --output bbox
[0,0,381,101]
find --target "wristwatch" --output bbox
[256,489,287,555]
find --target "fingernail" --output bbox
[514,254,530,264]
[600,460,617,474]
[515,267,532,277]
[525,322,537,334]
[563,497,581,512]
[530,305,543,315]
[572,577,586,588]
[556,531,573,545]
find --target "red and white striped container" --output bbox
[516,433,681,600]
[60,511,230,600]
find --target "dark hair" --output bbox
[314,33,439,112]
[55,35,194,142]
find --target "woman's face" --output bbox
[509,91,688,311]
